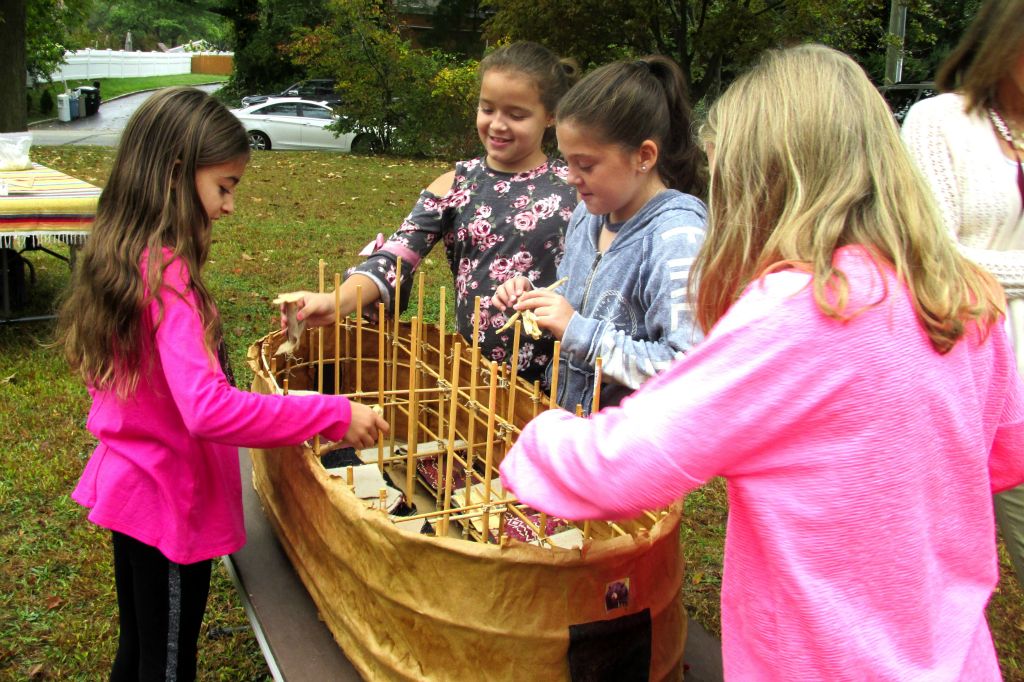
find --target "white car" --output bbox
[230,98,380,152]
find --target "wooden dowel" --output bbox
[356,284,363,395]
[435,285,447,505]
[592,356,603,414]
[334,273,341,394]
[405,317,419,500]
[549,340,561,409]
[440,342,462,535]
[461,298,483,537]
[389,258,402,461]
[479,361,499,542]
[377,301,386,472]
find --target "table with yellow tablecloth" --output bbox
[1,163,101,319]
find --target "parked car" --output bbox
[240,79,342,108]
[230,98,382,153]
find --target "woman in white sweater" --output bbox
[902,0,1024,588]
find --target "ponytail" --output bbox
[557,55,706,198]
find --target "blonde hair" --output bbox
[56,87,250,396]
[692,44,1002,353]
[936,0,1024,114]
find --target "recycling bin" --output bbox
[68,93,80,120]
[56,93,71,122]
[78,86,100,116]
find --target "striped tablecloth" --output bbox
[0,163,101,247]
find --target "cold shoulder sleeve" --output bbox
[347,189,449,315]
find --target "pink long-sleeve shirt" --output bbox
[500,246,1024,680]
[73,252,353,565]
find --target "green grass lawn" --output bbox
[2,147,1022,679]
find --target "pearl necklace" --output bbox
[989,108,1024,153]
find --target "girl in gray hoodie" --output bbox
[494,55,707,414]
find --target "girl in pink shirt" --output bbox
[56,87,388,682]
[500,46,1024,680]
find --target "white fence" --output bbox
[46,49,231,82]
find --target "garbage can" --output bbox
[78,86,100,116]
[68,93,80,120]
[56,93,71,122]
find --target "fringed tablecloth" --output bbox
[0,163,101,248]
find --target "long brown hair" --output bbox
[56,87,249,396]
[693,45,1002,353]
[936,0,1024,114]
[555,55,706,198]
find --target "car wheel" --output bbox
[350,133,382,155]
[248,131,271,151]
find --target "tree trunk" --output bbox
[0,0,28,132]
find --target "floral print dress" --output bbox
[349,156,577,381]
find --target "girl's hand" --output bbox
[514,290,575,340]
[493,276,533,312]
[341,403,390,450]
[279,291,336,329]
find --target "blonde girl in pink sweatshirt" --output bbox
[500,46,1024,680]
[56,87,387,681]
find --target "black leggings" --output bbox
[109,532,212,682]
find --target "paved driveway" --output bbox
[29,83,223,147]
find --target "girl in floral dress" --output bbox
[290,42,579,381]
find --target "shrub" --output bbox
[39,89,55,116]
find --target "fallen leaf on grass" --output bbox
[46,595,62,610]
[691,572,703,585]
[1,373,15,384]
[28,663,45,678]
[241,252,254,261]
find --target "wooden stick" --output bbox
[440,342,463,535]
[479,361,499,542]
[388,257,402,461]
[583,356,602,542]
[548,340,561,409]
[315,260,325,456]
[333,273,341,395]
[495,276,569,334]
[377,301,386,473]
[461,297,483,537]
[416,270,425,349]
[355,284,363,395]
[405,316,420,500]
[435,286,447,506]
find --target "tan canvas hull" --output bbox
[247,319,687,681]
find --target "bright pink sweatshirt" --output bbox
[73,251,352,564]
[500,246,1024,681]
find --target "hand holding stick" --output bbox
[496,277,569,335]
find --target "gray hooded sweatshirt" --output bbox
[553,189,706,414]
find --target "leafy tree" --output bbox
[482,0,958,102]
[417,0,489,59]
[288,0,479,156]
[80,0,230,52]
[26,0,92,81]
[215,0,329,98]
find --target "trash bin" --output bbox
[78,86,100,116]
[56,94,71,122]
[68,93,80,120]
[74,90,87,119]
